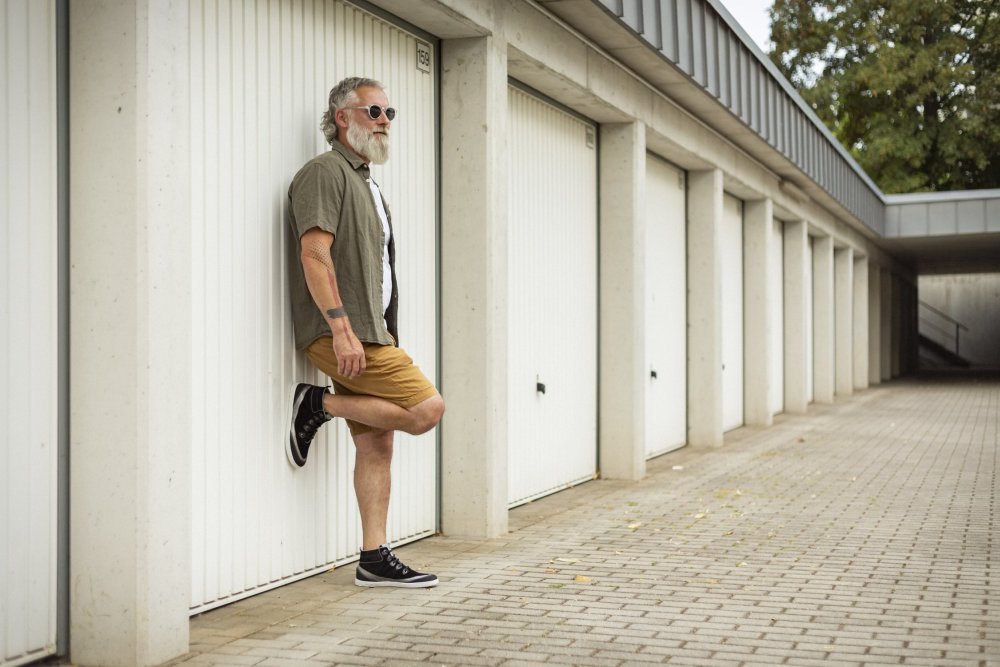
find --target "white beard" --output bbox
[346,119,390,165]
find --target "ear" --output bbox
[335,108,349,130]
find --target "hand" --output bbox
[333,330,367,379]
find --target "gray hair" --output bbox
[320,76,384,145]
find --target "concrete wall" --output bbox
[919,274,1000,366]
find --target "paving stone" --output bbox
[242,648,317,661]
[432,654,504,666]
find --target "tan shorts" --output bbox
[305,336,438,437]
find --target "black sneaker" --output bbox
[355,545,438,588]
[287,383,332,468]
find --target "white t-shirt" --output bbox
[366,178,393,318]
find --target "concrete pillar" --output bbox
[834,247,854,396]
[853,255,869,390]
[905,281,919,373]
[891,275,902,377]
[812,236,835,403]
[880,268,892,381]
[783,220,810,413]
[743,198,775,426]
[687,169,724,447]
[440,36,509,537]
[599,122,646,479]
[70,2,191,665]
[868,263,881,385]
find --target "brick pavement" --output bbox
[165,378,999,666]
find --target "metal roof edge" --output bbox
[884,189,1000,205]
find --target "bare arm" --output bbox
[299,227,366,378]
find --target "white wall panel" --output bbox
[1,1,59,665]
[189,0,437,613]
[644,155,686,458]
[769,219,784,414]
[722,194,744,431]
[507,86,597,506]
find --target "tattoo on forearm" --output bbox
[327,307,347,319]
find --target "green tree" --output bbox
[768,0,1000,193]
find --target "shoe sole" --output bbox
[354,577,438,588]
[286,384,307,468]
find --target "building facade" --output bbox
[6,0,997,665]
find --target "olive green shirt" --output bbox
[287,141,398,351]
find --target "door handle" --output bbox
[536,381,546,394]
[650,370,658,379]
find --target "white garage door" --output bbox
[189,0,438,613]
[806,237,815,403]
[507,85,598,506]
[1,1,60,665]
[722,194,744,432]
[644,155,686,458]
[769,219,785,415]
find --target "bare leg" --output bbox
[324,392,444,436]
[353,429,394,550]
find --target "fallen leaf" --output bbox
[722,530,734,536]
[574,575,592,584]
[694,513,706,519]
[737,561,749,567]
[627,522,643,530]
[555,557,579,564]
[672,465,684,471]
[546,568,558,573]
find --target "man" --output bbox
[286,76,445,588]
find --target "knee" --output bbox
[355,432,394,461]
[409,395,445,435]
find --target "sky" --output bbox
[716,0,773,53]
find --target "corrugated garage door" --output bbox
[722,194,744,432]
[644,154,686,458]
[189,0,438,613]
[1,1,60,665]
[806,237,815,403]
[769,219,784,415]
[507,85,597,506]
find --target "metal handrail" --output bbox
[918,301,969,331]
[918,301,970,356]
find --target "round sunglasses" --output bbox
[347,104,396,121]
